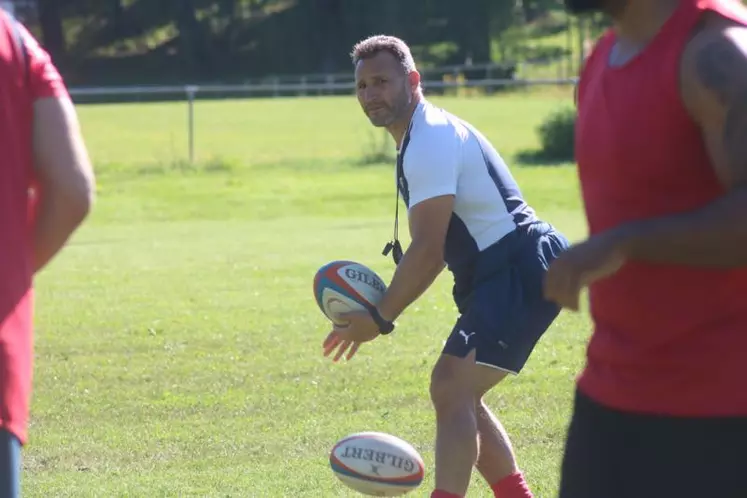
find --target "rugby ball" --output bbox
[313,260,386,325]
[329,431,425,496]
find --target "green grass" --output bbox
[26,91,591,497]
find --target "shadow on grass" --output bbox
[354,152,396,167]
[515,148,575,167]
[354,128,397,167]
[92,156,240,181]
[135,156,237,176]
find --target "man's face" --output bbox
[564,0,606,14]
[355,51,413,127]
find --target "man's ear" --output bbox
[408,70,421,92]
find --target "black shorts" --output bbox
[559,389,747,498]
[442,221,569,374]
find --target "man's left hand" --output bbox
[543,231,627,311]
[322,310,381,362]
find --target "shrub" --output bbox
[537,106,576,162]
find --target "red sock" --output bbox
[431,491,462,498]
[491,471,533,498]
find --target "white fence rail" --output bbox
[67,77,578,98]
[68,76,578,163]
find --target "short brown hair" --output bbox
[350,35,417,73]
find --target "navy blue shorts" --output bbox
[559,389,747,498]
[0,429,20,498]
[442,222,569,374]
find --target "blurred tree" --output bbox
[25,0,596,85]
[37,0,66,62]
[112,0,125,38]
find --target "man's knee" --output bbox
[430,353,512,414]
[429,353,476,413]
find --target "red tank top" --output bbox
[575,0,747,417]
[0,10,67,444]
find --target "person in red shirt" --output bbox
[544,0,747,496]
[0,8,94,497]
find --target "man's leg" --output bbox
[475,400,533,498]
[0,429,21,498]
[559,388,747,498]
[471,222,568,497]
[474,399,518,483]
[430,223,568,498]
[429,350,509,497]
[558,389,624,498]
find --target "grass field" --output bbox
[26,89,592,497]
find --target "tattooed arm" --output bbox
[687,25,747,191]
[543,22,747,309]
[591,23,747,268]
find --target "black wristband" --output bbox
[369,307,395,335]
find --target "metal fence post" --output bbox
[185,85,199,163]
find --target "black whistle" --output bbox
[382,240,403,265]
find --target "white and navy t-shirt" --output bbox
[397,100,537,285]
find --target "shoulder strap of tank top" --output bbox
[671,0,718,34]
[661,0,747,47]
[585,29,614,61]
[696,0,747,24]
[1,8,29,87]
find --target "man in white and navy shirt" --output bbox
[322,35,569,498]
